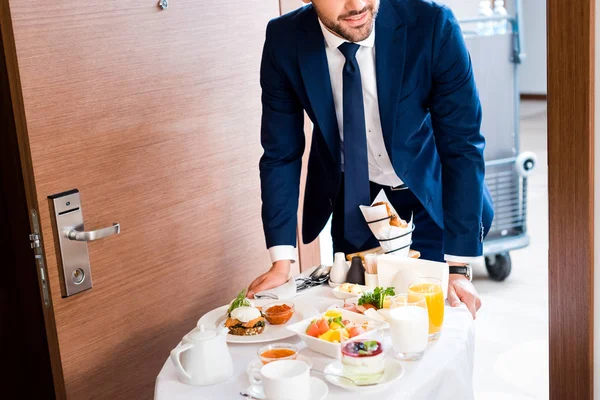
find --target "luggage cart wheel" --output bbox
[485,252,512,281]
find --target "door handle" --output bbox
[67,223,120,241]
[48,189,122,297]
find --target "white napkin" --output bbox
[359,190,414,256]
[254,277,297,300]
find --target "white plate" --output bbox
[323,357,405,392]
[198,302,303,344]
[245,377,328,400]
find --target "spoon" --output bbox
[239,392,260,399]
[311,369,379,387]
[253,292,278,300]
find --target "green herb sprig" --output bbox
[357,287,395,309]
[227,289,252,316]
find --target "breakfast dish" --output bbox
[249,351,314,368]
[332,283,367,299]
[225,290,265,336]
[341,340,385,385]
[359,190,415,257]
[323,357,405,393]
[262,302,295,325]
[304,309,367,343]
[357,287,395,310]
[342,287,396,322]
[372,201,409,228]
[198,290,304,344]
[287,309,386,358]
[338,283,365,295]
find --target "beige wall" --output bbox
[279,0,304,14]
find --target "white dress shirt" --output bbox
[268,20,477,265]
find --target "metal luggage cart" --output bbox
[459,0,537,281]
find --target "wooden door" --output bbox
[547,0,595,398]
[1,1,286,398]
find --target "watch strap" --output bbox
[449,265,472,281]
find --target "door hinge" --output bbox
[30,209,50,308]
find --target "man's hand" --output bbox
[247,260,291,299]
[447,263,481,319]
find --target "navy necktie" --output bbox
[338,42,372,248]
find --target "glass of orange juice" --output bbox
[408,277,444,340]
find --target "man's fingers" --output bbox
[466,294,477,320]
[247,276,266,299]
[455,286,477,319]
[447,285,460,307]
[475,296,482,311]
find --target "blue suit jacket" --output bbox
[259,0,494,257]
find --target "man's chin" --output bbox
[341,27,373,42]
[339,15,374,41]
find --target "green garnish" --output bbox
[332,316,345,328]
[227,289,252,316]
[363,340,378,351]
[358,350,368,355]
[357,287,396,309]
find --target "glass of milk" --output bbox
[388,294,429,361]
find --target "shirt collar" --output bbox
[317,18,375,50]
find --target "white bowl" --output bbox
[286,309,387,358]
[331,284,368,300]
[328,280,341,288]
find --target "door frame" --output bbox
[0,0,596,398]
[547,0,595,398]
[0,0,66,397]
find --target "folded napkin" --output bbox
[254,277,297,300]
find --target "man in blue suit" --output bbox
[248,0,494,318]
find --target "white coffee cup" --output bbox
[247,359,310,400]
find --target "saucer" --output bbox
[323,357,405,392]
[245,377,328,400]
[247,354,313,371]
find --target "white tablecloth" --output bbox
[155,286,475,400]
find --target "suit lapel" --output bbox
[375,0,407,159]
[297,7,340,165]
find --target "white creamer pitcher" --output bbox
[170,324,234,386]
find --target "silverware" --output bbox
[312,264,331,278]
[254,292,278,300]
[311,369,379,387]
[296,275,330,291]
[308,265,325,278]
[239,392,260,399]
[296,265,331,292]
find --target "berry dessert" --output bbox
[341,340,385,385]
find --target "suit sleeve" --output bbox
[259,21,306,249]
[429,7,486,257]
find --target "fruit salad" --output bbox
[305,310,367,343]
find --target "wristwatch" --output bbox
[449,265,472,282]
